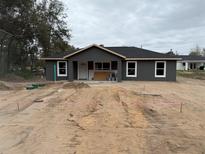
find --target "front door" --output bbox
[78,62,88,80]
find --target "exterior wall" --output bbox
[177,61,205,71]
[122,60,176,81]
[68,61,73,81]
[177,62,185,70]
[68,47,122,61]
[67,47,123,81]
[73,61,78,80]
[45,47,177,82]
[45,60,69,81]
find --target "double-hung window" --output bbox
[57,61,67,77]
[126,61,137,77]
[155,61,166,78]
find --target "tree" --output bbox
[202,48,205,56]
[33,0,73,57]
[189,45,202,56]
[0,0,72,73]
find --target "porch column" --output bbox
[185,62,188,71]
[68,61,73,81]
[117,61,122,82]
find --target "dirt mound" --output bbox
[0,74,25,82]
[0,82,11,90]
[63,82,90,89]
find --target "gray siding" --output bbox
[68,47,123,81]
[45,60,69,81]
[68,47,122,61]
[45,47,177,81]
[122,60,176,81]
[68,61,73,81]
[73,61,78,80]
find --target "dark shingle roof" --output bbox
[42,45,180,59]
[105,46,178,58]
[178,55,205,61]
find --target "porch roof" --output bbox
[178,55,205,61]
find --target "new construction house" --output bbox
[42,44,181,82]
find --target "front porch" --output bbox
[70,61,121,82]
[182,62,205,71]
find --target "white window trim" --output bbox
[155,61,166,78]
[126,61,137,77]
[57,61,67,77]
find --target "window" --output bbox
[155,61,166,77]
[57,61,67,77]
[126,61,137,77]
[95,63,102,70]
[103,63,110,70]
[111,61,118,70]
[95,62,110,70]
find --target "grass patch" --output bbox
[177,71,205,80]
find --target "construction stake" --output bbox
[180,103,183,113]
[17,103,20,111]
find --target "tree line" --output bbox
[0,0,74,76]
[189,45,205,56]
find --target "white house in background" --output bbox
[177,55,205,71]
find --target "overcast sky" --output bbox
[64,0,205,54]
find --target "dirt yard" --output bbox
[0,77,205,154]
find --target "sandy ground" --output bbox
[0,77,205,154]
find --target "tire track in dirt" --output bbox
[115,86,202,154]
[0,85,77,154]
[132,89,205,154]
[0,84,62,117]
[65,88,106,152]
[64,87,149,154]
[115,90,136,128]
[1,80,205,154]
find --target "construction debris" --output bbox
[33,99,44,103]
[26,83,46,90]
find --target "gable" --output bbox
[67,46,123,61]
[64,44,126,59]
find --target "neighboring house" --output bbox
[41,44,180,82]
[177,55,205,71]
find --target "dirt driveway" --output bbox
[0,77,205,154]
